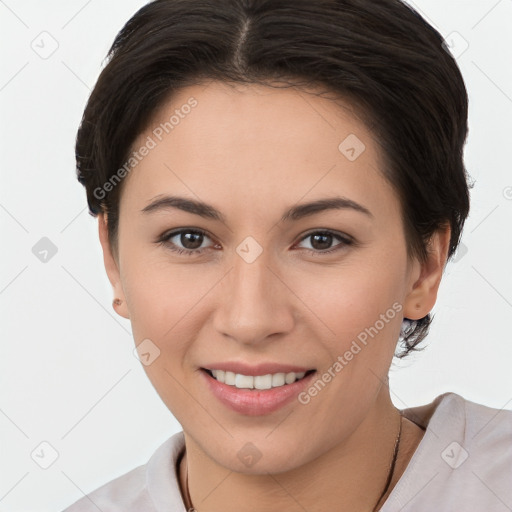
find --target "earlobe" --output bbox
[98,214,130,319]
[403,225,451,320]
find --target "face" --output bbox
[100,80,443,474]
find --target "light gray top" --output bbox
[62,392,512,511]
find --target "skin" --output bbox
[99,80,450,511]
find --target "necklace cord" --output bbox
[182,411,404,512]
[372,411,403,512]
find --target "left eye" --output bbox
[295,231,353,253]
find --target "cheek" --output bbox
[120,254,208,420]
[121,251,223,399]
[292,262,403,340]
[120,245,206,339]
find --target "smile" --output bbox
[200,367,318,416]
[204,369,315,390]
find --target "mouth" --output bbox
[201,368,316,390]
[200,366,317,415]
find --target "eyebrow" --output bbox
[141,195,373,222]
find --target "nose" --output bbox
[213,250,295,346]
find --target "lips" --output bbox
[199,362,317,415]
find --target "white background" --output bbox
[1,1,511,510]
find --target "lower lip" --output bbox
[201,369,317,416]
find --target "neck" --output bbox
[178,389,425,512]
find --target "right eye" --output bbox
[157,228,219,256]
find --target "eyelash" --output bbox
[157,228,354,257]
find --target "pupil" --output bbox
[178,232,333,251]
[181,232,203,249]
[312,233,332,250]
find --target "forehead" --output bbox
[157,80,376,161]
[122,80,398,221]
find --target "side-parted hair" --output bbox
[75,0,472,357]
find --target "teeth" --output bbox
[235,373,254,389]
[225,371,236,385]
[272,373,285,387]
[210,369,307,389]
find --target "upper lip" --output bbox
[201,362,315,376]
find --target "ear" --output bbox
[403,225,451,320]
[98,213,130,319]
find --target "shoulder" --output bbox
[61,431,186,512]
[383,392,512,512]
[461,393,512,439]
[62,464,148,512]
[436,392,512,467]
[456,393,512,479]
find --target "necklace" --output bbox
[181,411,403,512]
[371,411,403,511]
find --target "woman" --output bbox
[63,0,512,510]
